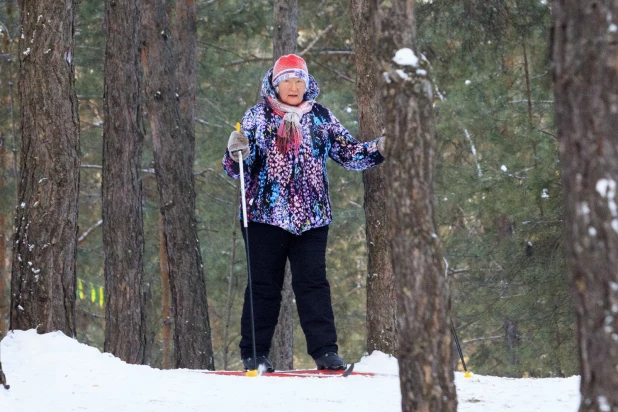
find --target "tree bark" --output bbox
[270,0,298,371]
[273,0,298,58]
[102,0,146,365]
[504,318,520,376]
[351,0,397,356]
[159,215,172,369]
[142,0,214,370]
[223,214,239,370]
[377,1,457,411]
[271,262,294,370]
[0,133,6,337]
[10,0,79,336]
[552,2,618,410]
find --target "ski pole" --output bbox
[234,122,258,377]
[450,317,472,378]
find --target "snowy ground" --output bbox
[0,330,579,412]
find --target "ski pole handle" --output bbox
[235,122,249,229]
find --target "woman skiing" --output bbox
[223,54,385,372]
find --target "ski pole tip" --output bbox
[236,122,241,132]
[246,369,259,377]
[464,371,473,378]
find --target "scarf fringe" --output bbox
[267,97,313,155]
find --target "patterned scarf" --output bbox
[266,96,313,155]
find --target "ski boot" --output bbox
[315,352,347,371]
[242,355,274,373]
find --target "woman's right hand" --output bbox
[227,131,250,162]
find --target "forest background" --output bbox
[0,0,568,377]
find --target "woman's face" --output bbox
[277,78,306,106]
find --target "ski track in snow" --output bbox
[0,330,580,412]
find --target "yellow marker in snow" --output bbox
[464,371,472,378]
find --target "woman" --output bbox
[223,54,385,372]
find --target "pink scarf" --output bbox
[266,96,313,155]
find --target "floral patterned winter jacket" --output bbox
[222,69,384,235]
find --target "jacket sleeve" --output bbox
[222,108,257,179]
[327,110,385,171]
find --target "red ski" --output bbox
[203,364,377,378]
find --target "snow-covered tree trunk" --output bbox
[10,0,79,336]
[142,0,214,370]
[552,2,618,410]
[102,0,146,365]
[351,0,397,357]
[270,0,298,371]
[377,1,457,411]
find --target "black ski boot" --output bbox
[242,356,274,372]
[315,352,347,370]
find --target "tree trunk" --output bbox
[351,0,397,356]
[271,262,294,370]
[377,1,457,411]
[10,0,79,336]
[273,0,298,58]
[270,0,298,371]
[0,133,6,337]
[159,215,172,369]
[504,319,520,377]
[223,214,239,370]
[552,2,618,410]
[102,0,146,365]
[142,0,214,370]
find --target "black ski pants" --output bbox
[239,222,338,360]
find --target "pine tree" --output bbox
[351,0,397,356]
[270,0,298,371]
[10,0,80,336]
[553,1,618,409]
[102,0,147,364]
[378,1,457,410]
[142,0,214,370]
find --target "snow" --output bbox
[392,48,419,67]
[501,165,508,172]
[465,79,471,85]
[595,178,617,216]
[0,330,581,412]
[395,69,410,81]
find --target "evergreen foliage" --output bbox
[418,0,575,377]
[0,0,573,375]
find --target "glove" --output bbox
[227,131,249,162]
[377,137,386,157]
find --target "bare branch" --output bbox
[462,336,503,344]
[298,24,335,56]
[78,219,103,244]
